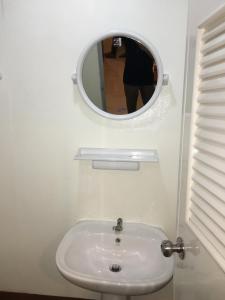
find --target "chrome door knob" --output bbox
[161,237,185,260]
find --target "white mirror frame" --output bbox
[75,30,165,120]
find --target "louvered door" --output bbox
[186,8,225,272]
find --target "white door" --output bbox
[174,3,225,300]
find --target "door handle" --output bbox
[161,237,185,260]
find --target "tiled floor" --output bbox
[0,292,89,300]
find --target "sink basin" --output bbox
[56,220,174,296]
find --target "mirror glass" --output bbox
[81,35,159,116]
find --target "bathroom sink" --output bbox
[56,220,174,296]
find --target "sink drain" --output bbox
[109,264,122,272]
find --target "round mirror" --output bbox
[76,32,164,120]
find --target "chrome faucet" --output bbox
[113,218,123,232]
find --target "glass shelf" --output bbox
[74,148,159,170]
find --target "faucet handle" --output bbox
[113,217,123,232]
[117,218,123,224]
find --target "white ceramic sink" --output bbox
[56,220,174,296]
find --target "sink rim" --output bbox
[56,219,174,295]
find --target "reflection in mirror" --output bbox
[82,36,158,115]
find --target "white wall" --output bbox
[175,1,225,300]
[0,1,187,299]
